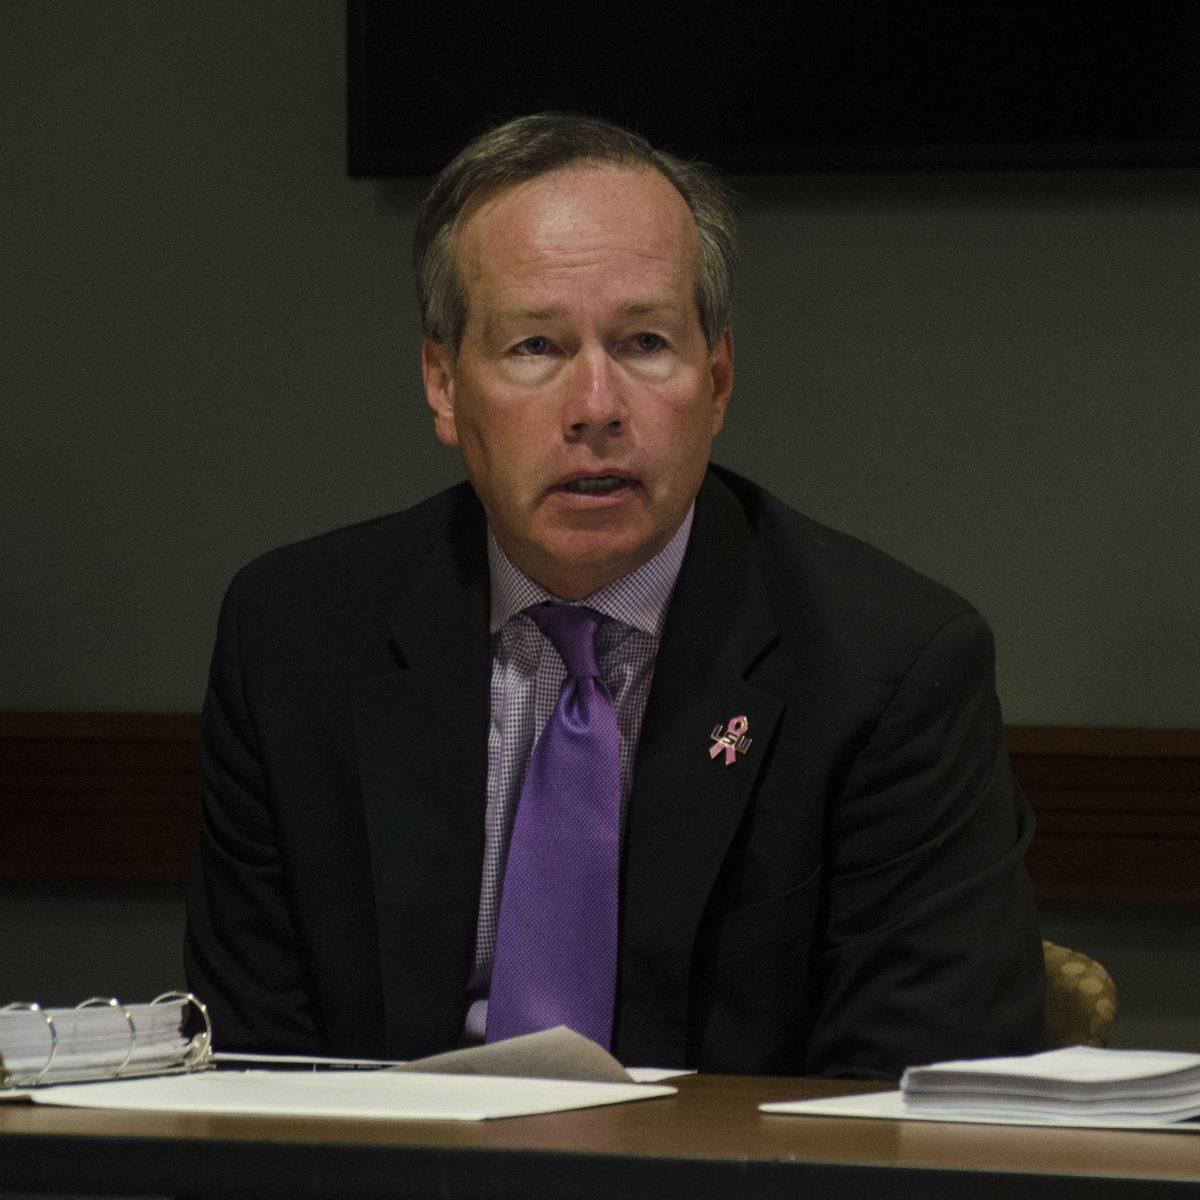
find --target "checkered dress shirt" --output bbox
[462,507,694,1041]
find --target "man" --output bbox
[185,113,1044,1078]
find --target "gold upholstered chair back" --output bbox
[1042,940,1117,1048]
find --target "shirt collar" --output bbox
[488,505,694,637]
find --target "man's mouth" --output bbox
[560,475,630,496]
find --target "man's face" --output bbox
[422,164,733,600]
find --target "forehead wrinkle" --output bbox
[499,239,689,280]
[525,222,695,277]
[462,241,687,307]
[482,251,688,307]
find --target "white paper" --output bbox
[387,1027,632,1083]
[212,1053,690,1083]
[214,1052,406,1068]
[19,1068,676,1121]
[761,1089,1200,1131]
[904,1046,1200,1091]
[212,1028,695,1085]
[894,1045,1200,1119]
[627,1067,695,1082]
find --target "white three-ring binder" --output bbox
[0,991,212,1088]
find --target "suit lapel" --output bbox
[616,472,783,1066]
[352,489,492,1058]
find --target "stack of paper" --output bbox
[761,1047,1200,1130]
[900,1046,1200,1122]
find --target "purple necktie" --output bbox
[485,602,621,1047]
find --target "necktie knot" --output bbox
[524,602,604,681]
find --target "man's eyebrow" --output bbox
[483,299,685,339]
[482,306,562,341]
[489,306,564,326]
[620,299,684,317]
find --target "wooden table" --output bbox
[2,1073,1199,1198]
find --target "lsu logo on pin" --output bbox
[709,715,751,766]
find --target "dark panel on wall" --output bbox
[349,2,1200,174]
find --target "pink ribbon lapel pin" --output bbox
[709,715,751,766]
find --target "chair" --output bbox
[1042,940,1117,1048]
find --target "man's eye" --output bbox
[631,332,665,352]
[515,336,551,356]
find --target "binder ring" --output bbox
[77,996,137,1075]
[152,991,212,1065]
[1,1002,58,1083]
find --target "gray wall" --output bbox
[3,1,1197,724]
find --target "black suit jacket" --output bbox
[185,466,1044,1077]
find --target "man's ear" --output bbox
[422,338,459,447]
[709,328,734,435]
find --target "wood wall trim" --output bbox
[0,711,201,741]
[0,712,201,887]
[1004,725,1200,903]
[1005,725,1200,759]
[3,714,1199,900]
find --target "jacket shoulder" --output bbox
[709,465,985,667]
[227,481,478,613]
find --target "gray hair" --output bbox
[413,112,737,356]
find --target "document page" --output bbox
[18,1068,676,1121]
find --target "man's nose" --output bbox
[562,348,625,439]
